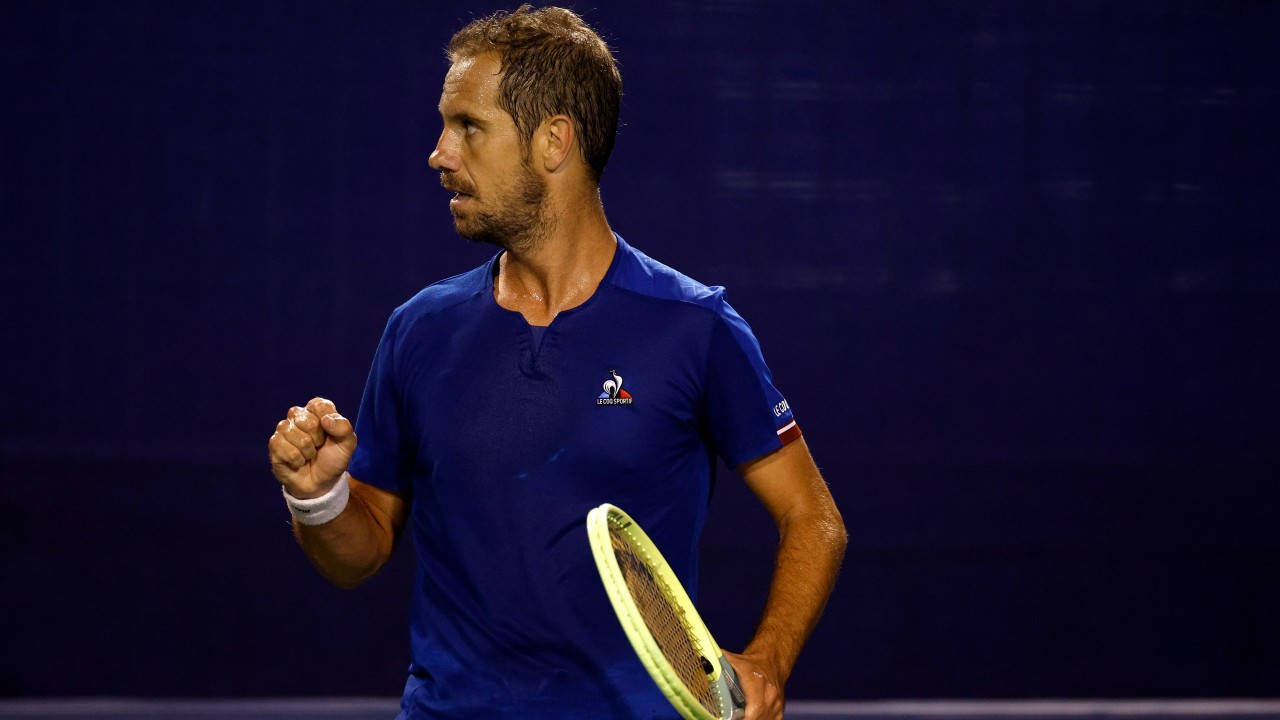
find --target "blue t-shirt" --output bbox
[348,234,800,720]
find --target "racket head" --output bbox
[587,503,744,720]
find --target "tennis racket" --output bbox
[586,503,747,720]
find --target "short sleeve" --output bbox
[347,308,415,496]
[702,294,801,468]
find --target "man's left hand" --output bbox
[722,649,785,720]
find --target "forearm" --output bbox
[745,505,848,683]
[291,482,397,589]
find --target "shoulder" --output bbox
[608,237,768,359]
[371,256,494,377]
[387,256,494,330]
[607,235,728,315]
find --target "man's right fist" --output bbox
[268,397,358,499]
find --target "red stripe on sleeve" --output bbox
[776,420,802,447]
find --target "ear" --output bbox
[537,114,575,173]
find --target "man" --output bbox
[267,6,846,719]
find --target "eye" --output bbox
[462,119,479,136]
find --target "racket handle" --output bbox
[719,654,747,719]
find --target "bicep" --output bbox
[737,437,840,531]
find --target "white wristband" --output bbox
[283,472,351,526]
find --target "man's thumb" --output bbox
[322,413,358,453]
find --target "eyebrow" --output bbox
[439,105,486,128]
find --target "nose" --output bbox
[428,128,458,172]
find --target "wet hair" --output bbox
[448,5,622,183]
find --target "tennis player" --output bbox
[268,6,846,719]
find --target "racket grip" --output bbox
[719,654,747,719]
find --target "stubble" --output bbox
[449,161,551,254]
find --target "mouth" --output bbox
[449,191,473,211]
[440,173,473,202]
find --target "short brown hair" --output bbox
[448,5,622,183]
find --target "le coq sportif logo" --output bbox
[596,369,633,406]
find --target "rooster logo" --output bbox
[596,369,634,405]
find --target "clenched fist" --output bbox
[268,397,357,499]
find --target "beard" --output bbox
[445,161,549,254]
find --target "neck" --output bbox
[495,187,616,326]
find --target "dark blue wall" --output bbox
[2,0,1278,699]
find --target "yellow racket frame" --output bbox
[587,503,745,720]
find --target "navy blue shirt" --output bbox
[349,235,800,719]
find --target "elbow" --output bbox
[821,496,849,557]
[305,540,391,590]
[330,576,364,591]
[330,574,370,591]
[781,500,848,555]
[829,508,849,556]
[340,542,395,589]
[323,559,385,590]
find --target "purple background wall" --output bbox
[3,0,1278,699]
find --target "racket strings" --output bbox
[609,525,720,716]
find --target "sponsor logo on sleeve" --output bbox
[774,398,802,444]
